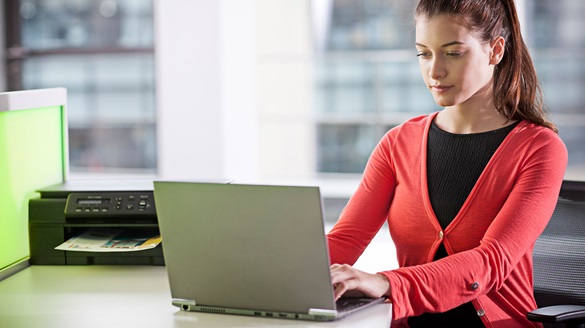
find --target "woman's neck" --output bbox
[434,87,515,134]
[434,104,514,134]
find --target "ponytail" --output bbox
[495,0,557,132]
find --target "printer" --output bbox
[29,179,164,265]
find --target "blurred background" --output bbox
[1,0,584,196]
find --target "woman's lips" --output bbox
[431,85,453,93]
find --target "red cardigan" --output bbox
[327,113,568,327]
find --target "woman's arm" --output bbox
[327,129,398,265]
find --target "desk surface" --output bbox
[0,266,392,328]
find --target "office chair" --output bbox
[527,180,585,328]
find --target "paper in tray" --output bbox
[54,228,162,252]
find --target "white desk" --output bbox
[0,266,392,328]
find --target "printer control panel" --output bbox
[65,191,156,222]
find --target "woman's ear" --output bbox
[490,36,506,65]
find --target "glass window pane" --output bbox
[326,0,416,50]
[21,53,156,172]
[20,0,154,50]
[69,125,156,171]
[535,57,585,114]
[526,0,585,49]
[317,124,386,173]
[558,126,585,173]
[380,61,437,114]
[315,60,376,114]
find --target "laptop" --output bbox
[153,181,386,321]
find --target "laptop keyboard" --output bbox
[336,297,376,313]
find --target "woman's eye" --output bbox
[417,52,431,59]
[446,52,462,58]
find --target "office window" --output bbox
[4,0,156,175]
[315,0,585,179]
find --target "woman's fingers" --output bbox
[330,264,364,300]
[330,264,391,301]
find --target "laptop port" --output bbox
[266,312,273,317]
[181,304,189,311]
[254,312,261,316]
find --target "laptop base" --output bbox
[173,296,386,322]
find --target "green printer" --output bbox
[29,180,164,265]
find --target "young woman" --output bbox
[327,0,568,327]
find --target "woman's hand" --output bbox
[330,264,391,301]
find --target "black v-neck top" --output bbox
[427,120,520,231]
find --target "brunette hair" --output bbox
[415,0,558,132]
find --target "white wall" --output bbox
[154,0,315,182]
[154,0,259,181]
[256,0,315,180]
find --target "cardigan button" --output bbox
[438,231,444,239]
[471,282,480,290]
[477,309,485,317]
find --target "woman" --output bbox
[327,0,568,327]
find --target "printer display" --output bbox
[29,180,164,265]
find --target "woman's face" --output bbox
[415,15,500,109]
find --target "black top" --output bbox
[407,120,519,328]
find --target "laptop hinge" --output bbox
[308,308,337,317]
[172,299,196,309]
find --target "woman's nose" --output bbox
[429,58,447,80]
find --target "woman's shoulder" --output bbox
[514,120,566,145]
[510,120,568,158]
[402,112,436,126]
[374,113,437,154]
[388,112,437,135]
